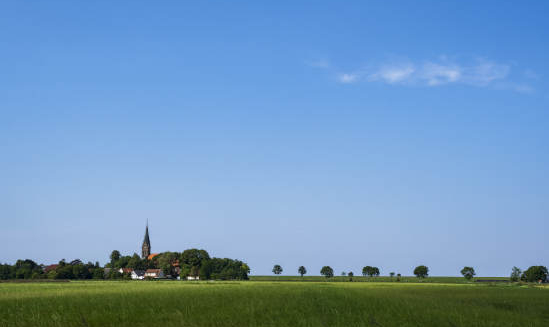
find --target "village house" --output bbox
[118,268,133,275]
[145,269,165,279]
[131,270,146,280]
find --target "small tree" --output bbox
[348,271,354,281]
[341,271,346,276]
[396,273,401,282]
[298,266,307,277]
[521,266,548,283]
[510,266,521,282]
[460,267,475,280]
[110,250,121,266]
[390,272,395,281]
[362,266,380,279]
[272,264,283,275]
[414,265,429,278]
[320,266,334,278]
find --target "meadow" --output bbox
[1,280,548,327]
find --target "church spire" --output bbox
[142,222,151,259]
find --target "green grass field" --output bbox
[1,281,548,327]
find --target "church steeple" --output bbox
[142,222,151,259]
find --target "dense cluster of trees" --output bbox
[107,248,249,280]
[0,248,249,281]
[0,259,104,280]
[511,266,548,283]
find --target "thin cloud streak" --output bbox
[308,56,534,92]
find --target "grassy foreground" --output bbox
[1,281,548,327]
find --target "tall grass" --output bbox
[1,281,547,326]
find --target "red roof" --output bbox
[145,269,162,274]
[44,264,58,272]
[120,268,133,274]
[147,253,159,260]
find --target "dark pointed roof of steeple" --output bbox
[143,224,150,247]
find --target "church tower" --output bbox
[142,223,151,259]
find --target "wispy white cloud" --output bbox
[307,56,535,92]
[463,60,509,86]
[338,73,359,84]
[421,62,461,85]
[369,64,416,84]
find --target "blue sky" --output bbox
[1,1,548,276]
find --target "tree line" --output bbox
[108,249,249,280]
[0,248,250,281]
[270,264,548,282]
[0,259,105,280]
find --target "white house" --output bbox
[186,276,200,280]
[131,270,145,280]
[145,269,165,279]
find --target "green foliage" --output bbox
[510,266,521,282]
[157,252,180,277]
[272,264,283,275]
[200,258,249,280]
[520,266,548,282]
[2,247,245,281]
[298,266,307,277]
[127,253,146,271]
[107,270,124,280]
[362,266,380,277]
[320,266,334,278]
[110,250,121,265]
[178,249,210,278]
[14,259,41,279]
[0,264,15,280]
[92,268,105,280]
[460,267,476,280]
[180,249,210,268]
[414,265,429,278]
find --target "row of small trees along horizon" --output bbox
[1,259,547,283]
[271,264,548,282]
